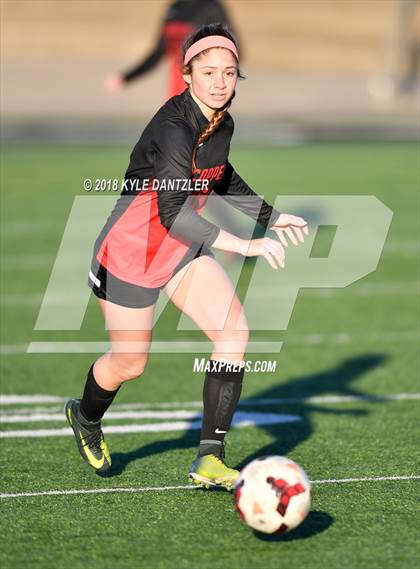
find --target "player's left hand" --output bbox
[270,214,308,247]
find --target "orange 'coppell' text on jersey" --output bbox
[91,89,280,288]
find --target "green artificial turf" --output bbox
[0,143,419,569]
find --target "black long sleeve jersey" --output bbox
[92,89,280,288]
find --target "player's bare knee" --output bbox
[111,354,149,382]
[211,328,249,356]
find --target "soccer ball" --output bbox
[234,456,311,534]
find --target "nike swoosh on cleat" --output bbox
[215,428,227,434]
[79,430,105,470]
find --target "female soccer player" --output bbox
[65,24,308,490]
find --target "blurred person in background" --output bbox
[398,0,419,94]
[105,0,236,99]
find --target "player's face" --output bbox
[184,48,238,119]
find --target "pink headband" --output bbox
[184,35,239,66]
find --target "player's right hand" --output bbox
[242,237,285,270]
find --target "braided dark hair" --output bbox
[182,23,244,171]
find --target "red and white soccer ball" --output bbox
[234,456,311,534]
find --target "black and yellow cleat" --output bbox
[189,454,239,491]
[64,399,111,473]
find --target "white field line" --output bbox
[1,475,419,500]
[0,345,29,355]
[0,221,57,237]
[1,237,417,270]
[310,475,420,484]
[384,241,419,256]
[0,395,64,405]
[0,294,42,307]
[0,329,418,356]
[1,255,54,271]
[0,412,301,438]
[0,410,203,423]
[303,282,420,298]
[25,341,283,354]
[1,342,283,354]
[1,282,419,306]
[0,423,203,437]
[2,390,420,435]
[1,393,419,411]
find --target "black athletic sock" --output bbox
[198,439,225,459]
[200,359,245,445]
[79,364,120,423]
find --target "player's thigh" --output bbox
[163,256,248,336]
[98,298,154,368]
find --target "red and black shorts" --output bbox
[88,245,214,309]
